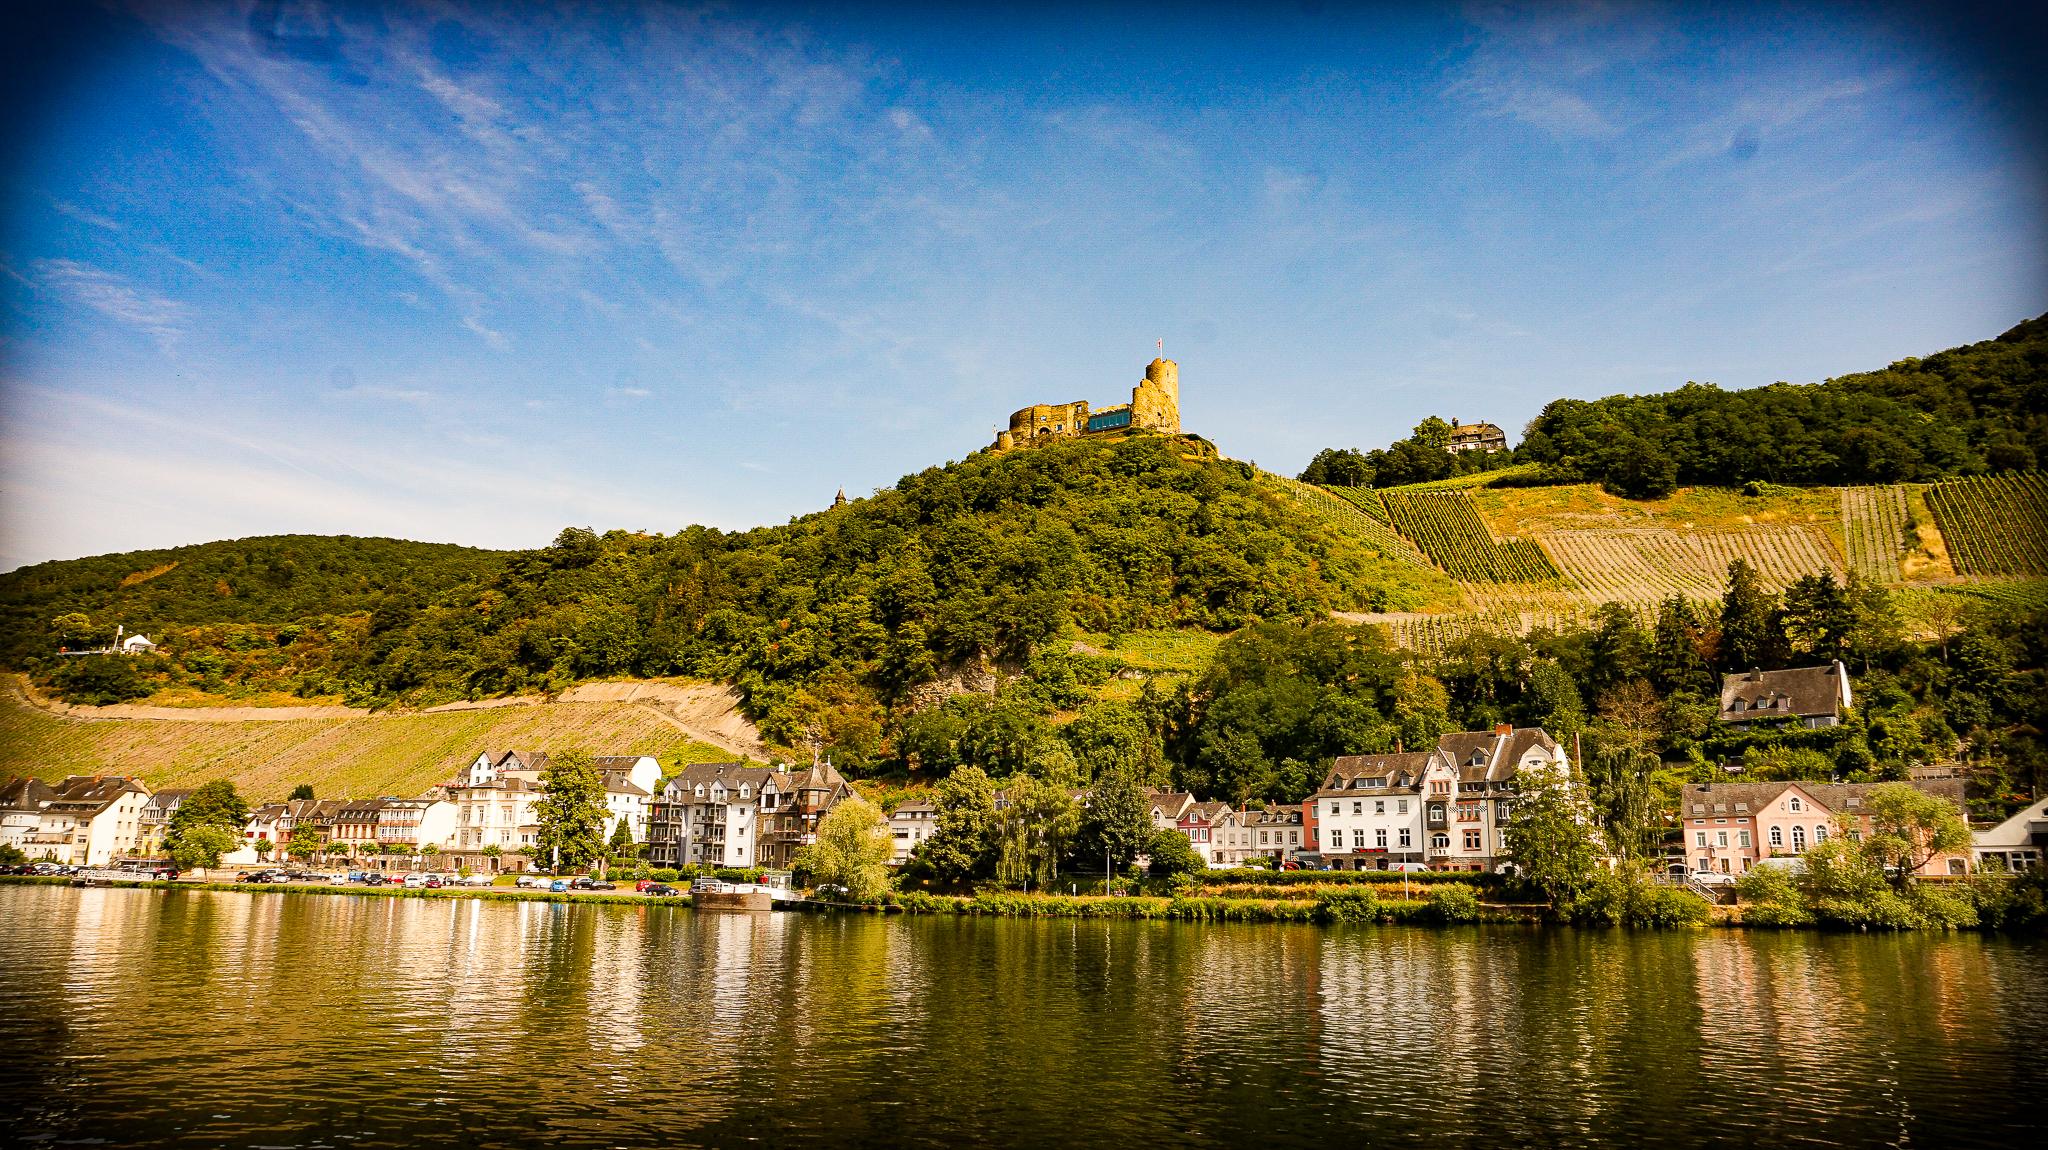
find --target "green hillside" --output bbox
[0,433,1448,770]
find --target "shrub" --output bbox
[1426,883,1483,924]
[1315,886,1379,923]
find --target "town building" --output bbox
[376,797,458,860]
[888,799,938,865]
[23,776,152,865]
[1304,727,1569,872]
[1242,805,1305,864]
[1147,791,1196,832]
[1680,779,1969,877]
[446,776,542,870]
[759,761,854,870]
[1444,419,1508,453]
[0,778,58,854]
[1972,796,2047,873]
[649,764,780,869]
[136,789,192,856]
[1176,801,1235,867]
[1305,750,1444,870]
[1719,662,1852,730]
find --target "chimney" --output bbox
[1494,724,1511,736]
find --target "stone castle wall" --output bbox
[994,358,1180,451]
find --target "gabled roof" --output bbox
[42,776,149,814]
[0,777,58,812]
[1316,750,1442,797]
[1976,796,2048,850]
[602,772,650,797]
[1680,779,1965,820]
[1720,663,1850,719]
[1244,806,1303,827]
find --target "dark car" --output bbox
[644,883,680,897]
[423,875,444,889]
[362,873,388,886]
[569,877,597,890]
[587,879,616,891]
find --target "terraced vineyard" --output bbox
[1925,474,2048,577]
[1324,485,1392,524]
[1537,525,1843,606]
[1840,485,1909,582]
[1381,490,1563,584]
[1259,473,1429,565]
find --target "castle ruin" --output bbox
[993,358,1181,451]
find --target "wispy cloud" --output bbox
[33,259,188,352]
[1447,2,1666,139]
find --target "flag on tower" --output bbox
[1156,338,1163,355]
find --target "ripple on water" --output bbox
[1,887,2045,1149]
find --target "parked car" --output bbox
[362,873,388,886]
[401,873,428,888]
[346,871,366,883]
[587,879,616,891]
[516,875,548,889]
[1387,862,1429,873]
[569,877,596,890]
[423,875,445,889]
[644,883,680,897]
[457,873,494,887]
[634,879,655,892]
[1691,870,1738,886]
[549,879,568,893]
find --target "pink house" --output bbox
[1681,779,1969,876]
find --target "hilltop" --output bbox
[0,433,1449,775]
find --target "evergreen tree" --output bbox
[1717,560,1786,670]
[288,783,315,801]
[1649,595,1715,694]
[1781,573,1850,661]
[608,816,635,859]
[533,750,610,871]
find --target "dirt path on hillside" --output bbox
[5,675,768,759]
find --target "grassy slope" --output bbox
[0,693,739,799]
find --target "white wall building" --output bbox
[888,800,938,864]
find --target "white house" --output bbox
[1307,750,1442,870]
[24,776,151,865]
[887,799,938,864]
[0,778,58,854]
[650,764,781,868]
[1974,796,2048,872]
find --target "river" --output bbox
[0,885,2040,1148]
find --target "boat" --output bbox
[689,878,774,912]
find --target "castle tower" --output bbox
[1130,357,1180,434]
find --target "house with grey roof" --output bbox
[1719,662,1853,730]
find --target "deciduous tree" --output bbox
[534,749,610,872]
[794,795,893,901]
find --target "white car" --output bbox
[327,873,349,885]
[516,875,547,888]
[1691,870,1739,886]
[401,872,429,888]
[458,873,494,887]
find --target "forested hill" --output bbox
[0,434,1446,760]
[0,536,509,664]
[1303,313,2047,496]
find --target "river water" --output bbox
[0,885,2041,1148]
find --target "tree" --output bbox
[1145,828,1203,879]
[794,795,893,901]
[1587,741,1660,862]
[0,843,28,867]
[288,784,316,801]
[917,765,1000,883]
[608,817,635,859]
[1781,573,1850,660]
[51,612,98,649]
[1717,560,1785,671]
[533,749,610,871]
[164,780,248,863]
[1858,782,1970,890]
[994,775,1079,892]
[1503,763,1601,915]
[1074,767,1154,874]
[167,824,239,871]
[285,824,323,861]
[254,837,273,861]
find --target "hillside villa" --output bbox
[1719,662,1852,730]
[1681,779,1970,877]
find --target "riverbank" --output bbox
[0,874,701,909]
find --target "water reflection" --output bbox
[0,887,2043,1150]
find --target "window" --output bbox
[1376,829,1388,848]
[1463,830,1481,851]
[1329,830,1344,849]
[1329,802,1340,816]
[1739,831,1752,849]
[1374,801,1386,816]
[1398,800,1409,815]
[1432,833,1449,849]
[1715,831,1728,848]
[1259,831,1269,845]
[1696,831,1708,847]
[1398,829,1411,848]
[1813,825,1827,844]
[1769,826,1783,848]
[1290,831,1299,844]
[1353,802,1363,816]
[1791,826,1807,852]
[1789,797,1804,812]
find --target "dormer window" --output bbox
[1732,699,1747,712]
[739,785,750,798]
[1789,797,1804,812]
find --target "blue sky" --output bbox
[2,1,2042,569]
